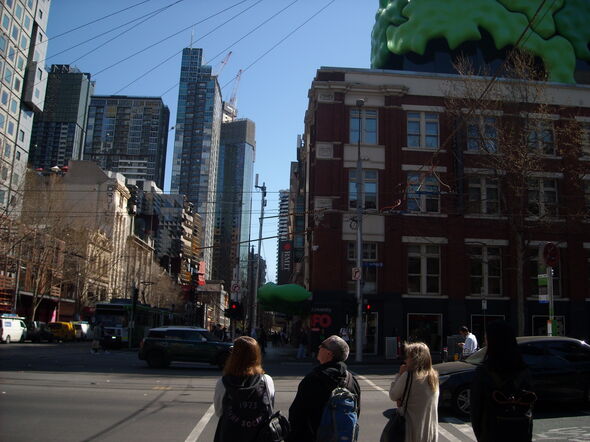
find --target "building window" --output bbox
[528,178,558,217]
[407,173,440,213]
[467,176,499,214]
[0,35,6,52]
[467,116,497,152]
[527,120,555,155]
[347,242,378,293]
[529,252,560,297]
[18,129,24,142]
[407,112,439,149]
[350,108,378,144]
[407,244,440,295]
[468,246,502,296]
[349,169,378,210]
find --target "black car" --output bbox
[435,336,590,416]
[26,321,54,343]
[138,326,233,369]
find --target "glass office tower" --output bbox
[171,48,222,278]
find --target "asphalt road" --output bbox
[1,342,589,442]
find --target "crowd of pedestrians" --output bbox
[212,320,534,442]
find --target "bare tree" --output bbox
[444,50,586,335]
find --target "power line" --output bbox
[46,0,155,42]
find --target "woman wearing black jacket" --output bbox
[470,320,535,442]
[213,336,275,442]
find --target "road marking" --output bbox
[184,403,215,442]
[354,373,472,442]
[443,417,477,440]
[152,386,171,390]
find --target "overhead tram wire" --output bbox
[113,0,265,95]
[159,0,300,98]
[45,1,185,64]
[69,1,186,66]
[93,0,253,79]
[45,0,155,42]
[221,0,337,91]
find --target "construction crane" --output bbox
[229,69,243,110]
[214,51,232,76]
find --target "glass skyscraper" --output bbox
[171,48,222,278]
[212,118,255,288]
[29,65,94,171]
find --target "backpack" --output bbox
[487,369,537,441]
[215,375,272,442]
[315,371,359,442]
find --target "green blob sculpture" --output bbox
[371,0,590,84]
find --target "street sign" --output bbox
[481,299,487,311]
[543,242,560,267]
[352,267,362,281]
[539,294,548,303]
[231,283,240,294]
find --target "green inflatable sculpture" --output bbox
[371,0,590,84]
[257,283,311,314]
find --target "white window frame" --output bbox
[527,120,555,155]
[348,169,378,210]
[467,246,502,296]
[350,108,378,145]
[407,244,440,295]
[407,173,440,213]
[467,115,498,153]
[528,178,558,217]
[467,176,500,215]
[406,111,439,149]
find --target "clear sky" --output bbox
[44,0,377,282]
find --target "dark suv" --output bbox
[139,326,232,369]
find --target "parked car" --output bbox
[26,321,54,343]
[435,336,590,416]
[47,322,76,342]
[0,314,27,343]
[138,326,233,369]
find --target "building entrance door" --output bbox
[407,313,442,353]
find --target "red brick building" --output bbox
[300,67,590,357]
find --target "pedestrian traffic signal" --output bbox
[364,302,372,312]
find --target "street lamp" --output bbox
[355,98,365,363]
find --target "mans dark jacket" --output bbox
[470,364,533,442]
[287,360,361,441]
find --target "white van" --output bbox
[0,314,27,343]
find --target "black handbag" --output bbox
[257,376,290,442]
[380,371,413,442]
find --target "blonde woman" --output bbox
[213,336,275,442]
[388,342,439,442]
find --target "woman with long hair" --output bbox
[213,336,275,442]
[388,341,439,442]
[470,320,535,442]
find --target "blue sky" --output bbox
[45,0,377,282]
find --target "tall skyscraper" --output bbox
[84,95,170,189]
[171,48,223,278]
[212,118,255,287]
[0,0,51,211]
[29,65,94,171]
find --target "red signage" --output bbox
[310,313,332,329]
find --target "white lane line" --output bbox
[444,417,477,439]
[354,373,470,442]
[184,403,215,442]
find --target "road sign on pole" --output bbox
[352,267,362,281]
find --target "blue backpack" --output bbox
[316,371,359,442]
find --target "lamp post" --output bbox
[252,175,266,335]
[354,99,365,363]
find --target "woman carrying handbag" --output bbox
[385,342,439,442]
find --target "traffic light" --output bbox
[224,302,244,320]
[364,302,372,312]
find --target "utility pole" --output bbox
[252,175,266,335]
[355,99,365,363]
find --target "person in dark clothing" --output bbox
[470,320,534,442]
[213,336,275,442]
[287,335,361,441]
